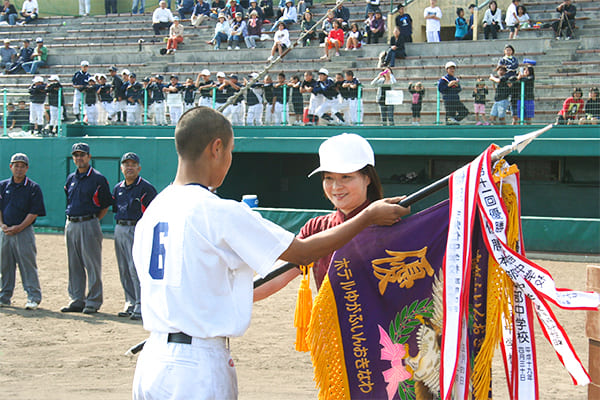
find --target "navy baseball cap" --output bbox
[170,74,179,80]
[120,152,140,164]
[108,66,118,72]
[71,143,90,154]
[156,74,164,81]
[10,152,29,165]
[229,74,238,80]
[130,72,137,78]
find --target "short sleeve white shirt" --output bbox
[133,184,295,338]
[22,0,38,13]
[423,6,442,32]
[505,3,517,26]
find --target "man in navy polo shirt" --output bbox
[61,143,112,314]
[112,152,157,320]
[0,153,45,309]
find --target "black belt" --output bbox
[185,102,194,105]
[85,103,96,106]
[168,332,192,344]
[154,100,163,103]
[116,220,137,226]
[67,215,95,222]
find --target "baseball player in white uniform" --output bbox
[131,106,406,399]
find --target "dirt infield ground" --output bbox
[0,234,593,399]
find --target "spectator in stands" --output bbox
[367,10,385,44]
[424,0,442,43]
[319,11,334,44]
[472,78,489,125]
[21,38,47,75]
[267,21,290,61]
[1,0,18,25]
[105,0,117,14]
[210,0,226,18]
[580,87,599,124]
[408,81,424,125]
[191,0,211,27]
[371,67,396,126]
[438,61,468,125]
[178,0,195,19]
[244,72,263,125]
[300,10,315,46]
[334,2,350,30]
[365,0,380,19]
[18,0,37,25]
[288,74,303,125]
[207,13,230,50]
[1,39,16,72]
[260,0,273,19]
[455,8,468,40]
[482,0,502,39]
[556,87,584,124]
[395,4,412,43]
[505,0,519,40]
[79,0,90,16]
[489,65,511,125]
[165,75,184,125]
[515,64,535,124]
[225,0,245,19]
[552,0,576,40]
[516,5,530,33]
[6,39,32,74]
[228,12,246,49]
[132,0,145,14]
[498,44,518,78]
[166,16,184,54]
[345,23,363,50]
[383,26,405,67]
[270,0,296,32]
[300,70,317,125]
[28,76,45,135]
[244,10,262,49]
[464,4,475,40]
[152,1,174,36]
[247,0,263,21]
[321,19,343,60]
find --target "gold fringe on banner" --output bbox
[294,264,313,352]
[306,274,351,400]
[472,162,520,400]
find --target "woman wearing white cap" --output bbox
[255,133,410,297]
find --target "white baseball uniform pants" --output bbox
[29,102,44,126]
[246,104,263,126]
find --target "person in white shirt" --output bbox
[482,0,503,39]
[18,0,37,24]
[423,0,442,42]
[267,21,290,61]
[207,13,230,50]
[131,106,407,399]
[505,0,519,39]
[270,0,296,31]
[152,0,174,35]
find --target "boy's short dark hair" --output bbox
[175,107,233,160]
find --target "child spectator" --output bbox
[516,5,530,32]
[482,0,502,39]
[580,87,600,124]
[371,67,396,126]
[46,75,64,134]
[28,76,45,135]
[288,75,304,125]
[321,20,344,59]
[455,8,468,40]
[244,10,263,49]
[345,23,363,50]
[300,11,316,47]
[423,0,442,43]
[464,4,475,40]
[408,81,424,125]
[367,10,385,44]
[267,21,290,61]
[166,16,184,54]
[498,44,518,78]
[489,65,512,125]
[505,0,519,40]
[472,78,489,125]
[515,65,534,124]
[556,87,584,125]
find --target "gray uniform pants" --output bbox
[65,218,103,309]
[114,224,141,313]
[0,225,42,304]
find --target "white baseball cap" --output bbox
[445,61,456,69]
[216,71,226,78]
[250,72,259,78]
[308,133,375,177]
[200,69,211,76]
[121,68,130,75]
[49,74,60,81]
[32,76,44,83]
[80,60,90,67]
[318,68,329,76]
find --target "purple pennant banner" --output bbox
[328,200,489,400]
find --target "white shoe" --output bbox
[335,52,340,57]
[267,55,274,61]
[25,301,38,310]
[320,55,328,60]
[319,43,325,47]
[234,46,240,50]
[227,46,232,50]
